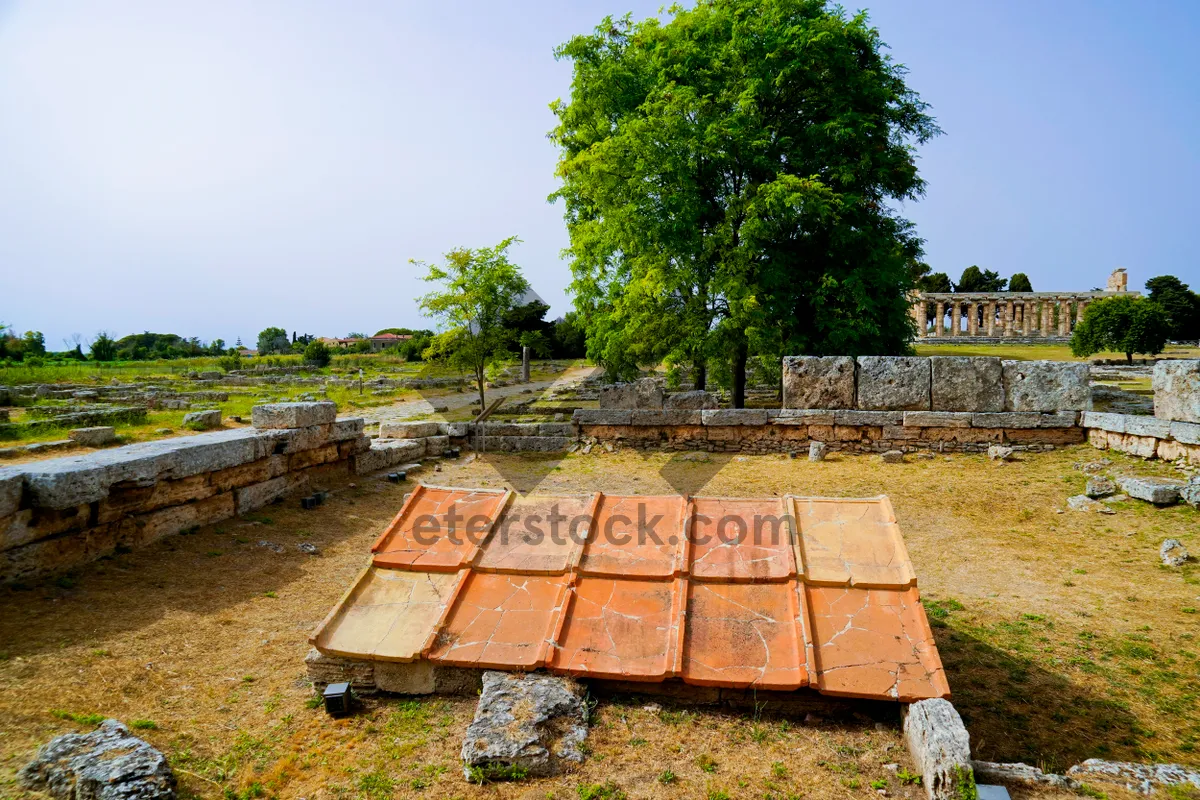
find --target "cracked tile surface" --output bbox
[551,576,681,680]
[314,487,949,702]
[372,487,507,570]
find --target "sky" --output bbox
[1,0,1198,350]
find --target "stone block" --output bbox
[492,436,572,452]
[235,477,290,514]
[67,427,117,447]
[834,410,904,427]
[0,467,22,518]
[808,442,827,462]
[289,443,339,471]
[1081,412,1126,433]
[773,409,835,425]
[424,435,450,456]
[1,505,91,551]
[461,671,587,779]
[902,698,974,800]
[304,648,376,692]
[903,412,972,428]
[21,446,175,509]
[251,401,337,429]
[1122,415,1172,439]
[1170,421,1200,445]
[1037,411,1080,428]
[163,428,272,479]
[881,449,905,463]
[329,418,366,441]
[1118,476,1185,505]
[599,378,663,410]
[930,357,1003,412]
[970,412,1043,429]
[1153,359,1200,423]
[573,409,632,426]
[276,424,331,454]
[664,390,719,409]
[208,459,274,493]
[701,409,770,426]
[1001,361,1090,412]
[374,660,436,694]
[856,357,931,411]
[538,422,576,436]
[782,356,856,409]
[182,409,221,431]
[97,475,215,523]
[631,410,701,425]
[353,440,425,474]
[440,422,470,437]
[131,493,234,545]
[380,421,440,439]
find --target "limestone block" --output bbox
[289,443,340,471]
[1001,361,1090,412]
[1,504,92,551]
[182,409,221,431]
[857,357,931,411]
[1118,476,1185,505]
[701,409,770,426]
[374,660,436,694]
[423,435,450,456]
[664,390,719,409]
[380,421,440,439]
[930,357,1003,412]
[902,698,974,800]
[773,409,835,425]
[275,424,331,454]
[97,475,215,524]
[352,440,425,475]
[440,422,470,438]
[1085,477,1117,498]
[329,418,366,442]
[1160,539,1190,567]
[1123,415,1172,439]
[18,719,176,799]
[538,422,576,436]
[1067,759,1200,791]
[1037,411,1079,428]
[1081,412,1126,433]
[491,436,572,452]
[970,413,1043,430]
[21,445,175,509]
[782,356,856,409]
[67,427,117,447]
[631,410,703,426]
[834,410,904,427]
[1117,433,1159,459]
[1153,359,1200,423]
[599,378,663,410]
[209,459,274,493]
[1171,421,1200,445]
[1182,480,1200,509]
[573,410,632,426]
[251,401,337,429]
[881,450,905,463]
[461,671,588,779]
[808,442,827,462]
[304,648,376,692]
[903,412,972,429]
[235,477,290,514]
[131,493,234,545]
[0,467,22,518]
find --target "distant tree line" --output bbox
[914,266,1033,294]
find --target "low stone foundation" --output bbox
[1083,411,1200,465]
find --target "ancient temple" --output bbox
[910,268,1136,341]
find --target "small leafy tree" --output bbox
[415,237,530,408]
[917,273,952,293]
[257,326,291,355]
[1146,275,1200,341]
[1008,273,1033,292]
[303,340,331,368]
[90,331,117,361]
[955,267,1006,292]
[1071,295,1169,364]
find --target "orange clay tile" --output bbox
[550,577,683,681]
[311,567,461,662]
[474,493,596,574]
[792,497,916,588]
[578,494,685,578]
[425,572,569,668]
[372,486,508,571]
[313,487,950,703]
[689,497,796,582]
[807,585,949,701]
[681,581,808,690]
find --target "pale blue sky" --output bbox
[2,1,1198,348]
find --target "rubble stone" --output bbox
[902,698,975,800]
[1118,476,1185,505]
[1068,495,1114,514]
[782,356,856,409]
[18,718,176,799]
[1085,476,1117,498]
[987,445,1015,462]
[882,450,905,464]
[599,378,663,410]
[809,442,827,462]
[67,427,117,447]
[1066,759,1200,793]
[1160,539,1190,567]
[182,409,221,431]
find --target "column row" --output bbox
[915,297,1092,338]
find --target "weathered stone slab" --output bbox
[631,410,703,426]
[1123,415,1172,439]
[424,435,450,456]
[773,409,835,425]
[461,671,587,779]
[972,762,1080,791]
[132,493,235,544]
[1081,411,1127,433]
[599,378,663,410]
[903,412,972,428]
[1001,361,1090,412]
[834,410,904,426]
[0,467,23,518]
[380,421,440,439]
[1171,421,1200,445]
[701,409,770,426]
[782,356,856,410]
[857,356,931,411]
[1119,476,1185,505]
[1037,411,1079,428]
[573,409,632,426]
[440,422,470,438]
[252,401,337,429]
[1085,477,1117,498]
[329,418,366,441]
[67,427,117,447]
[235,477,290,515]
[1153,360,1200,423]
[538,422,576,436]
[1066,759,1200,792]
[491,436,572,452]
[664,390,718,409]
[903,698,974,800]
[353,440,425,475]
[971,413,1045,430]
[809,442,827,462]
[183,409,221,431]
[19,719,176,799]
[930,357,1003,412]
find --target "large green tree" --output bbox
[1008,273,1033,292]
[954,266,1006,292]
[1145,275,1200,341]
[551,0,938,406]
[257,327,291,355]
[415,237,530,408]
[1070,295,1169,364]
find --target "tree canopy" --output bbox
[551,0,939,405]
[1146,275,1200,341]
[257,327,291,355]
[955,266,1006,293]
[415,237,530,407]
[1070,295,1169,363]
[917,272,952,293]
[1008,273,1033,292]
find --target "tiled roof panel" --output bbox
[314,487,948,702]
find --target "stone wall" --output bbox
[1085,360,1200,465]
[0,402,381,584]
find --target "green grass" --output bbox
[915,342,1200,361]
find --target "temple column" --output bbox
[915,300,927,337]
[1076,299,1089,327]
[1004,300,1015,337]
[967,301,978,336]
[986,301,996,337]
[1058,298,1070,336]
[935,301,945,337]
[1021,301,1032,336]
[950,299,962,338]
[1039,300,1050,337]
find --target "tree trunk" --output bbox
[694,361,706,391]
[1126,352,1133,365]
[477,364,487,410]
[731,339,748,409]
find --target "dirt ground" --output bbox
[1,445,1196,800]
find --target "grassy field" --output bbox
[914,342,1200,362]
[0,445,1196,800]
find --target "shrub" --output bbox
[303,340,331,368]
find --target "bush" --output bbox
[303,340,331,368]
